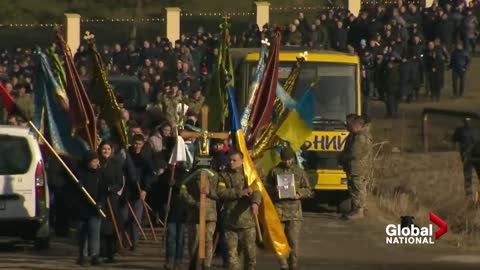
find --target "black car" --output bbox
[82,75,148,112]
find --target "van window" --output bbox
[0,135,32,175]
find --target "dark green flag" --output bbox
[204,20,234,132]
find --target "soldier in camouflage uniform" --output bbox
[186,88,205,116]
[338,113,359,173]
[345,116,373,220]
[180,170,218,270]
[266,147,312,270]
[217,149,262,270]
[158,81,185,125]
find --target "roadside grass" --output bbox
[369,150,480,248]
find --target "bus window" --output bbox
[306,64,357,122]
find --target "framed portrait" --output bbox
[277,174,296,199]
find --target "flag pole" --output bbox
[163,126,180,240]
[127,201,147,240]
[28,121,107,218]
[137,182,158,242]
[254,213,263,243]
[107,196,124,249]
[163,167,175,240]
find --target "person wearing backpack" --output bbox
[453,118,480,197]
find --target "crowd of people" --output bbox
[1,1,479,123]
[0,0,478,269]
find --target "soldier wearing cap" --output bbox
[265,146,312,270]
[453,117,480,196]
[344,116,373,220]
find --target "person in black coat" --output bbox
[424,41,445,101]
[360,47,375,98]
[436,12,455,51]
[453,118,480,196]
[76,151,105,266]
[332,21,348,52]
[407,36,424,101]
[98,141,124,263]
[384,59,401,118]
[449,42,471,97]
[124,134,155,250]
[46,154,78,237]
[163,164,189,270]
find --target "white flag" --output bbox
[169,136,187,165]
[177,103,189,116]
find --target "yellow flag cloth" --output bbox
[276,110,313,151]
[227,86,290,259]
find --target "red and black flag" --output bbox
[247,30,281,144]
[55,27,98,152]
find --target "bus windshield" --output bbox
[249,62,357,122]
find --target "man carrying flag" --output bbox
[225,86,290,268]
[217,149,262,270]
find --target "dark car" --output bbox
[82,75,148,112]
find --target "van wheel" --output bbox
[337,197,352,214]
[34,237,50,250]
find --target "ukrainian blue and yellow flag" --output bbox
[276,88,315,151]
[227,86,290,259]
[258,87,315,174]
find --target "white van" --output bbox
[0,125,50,249]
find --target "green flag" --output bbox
[85,31,129,149]
[204,20,234,132]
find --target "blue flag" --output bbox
[33,49,88,156]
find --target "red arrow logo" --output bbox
[430,212,447,240]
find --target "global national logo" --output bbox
[385,212,448,245]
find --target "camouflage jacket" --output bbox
[187,96,205,116]
[159,92,184,124]
[350,124,373,177]
[217,167,262,230]
[266,164,312,221]
[180,172,218,223]
[338,132,354,175]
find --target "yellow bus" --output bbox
[233,48,361,212]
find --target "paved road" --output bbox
[1,211,479,270]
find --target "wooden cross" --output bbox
[222,15,231,23]
[180,105,229,259]
[180,105,229,156]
